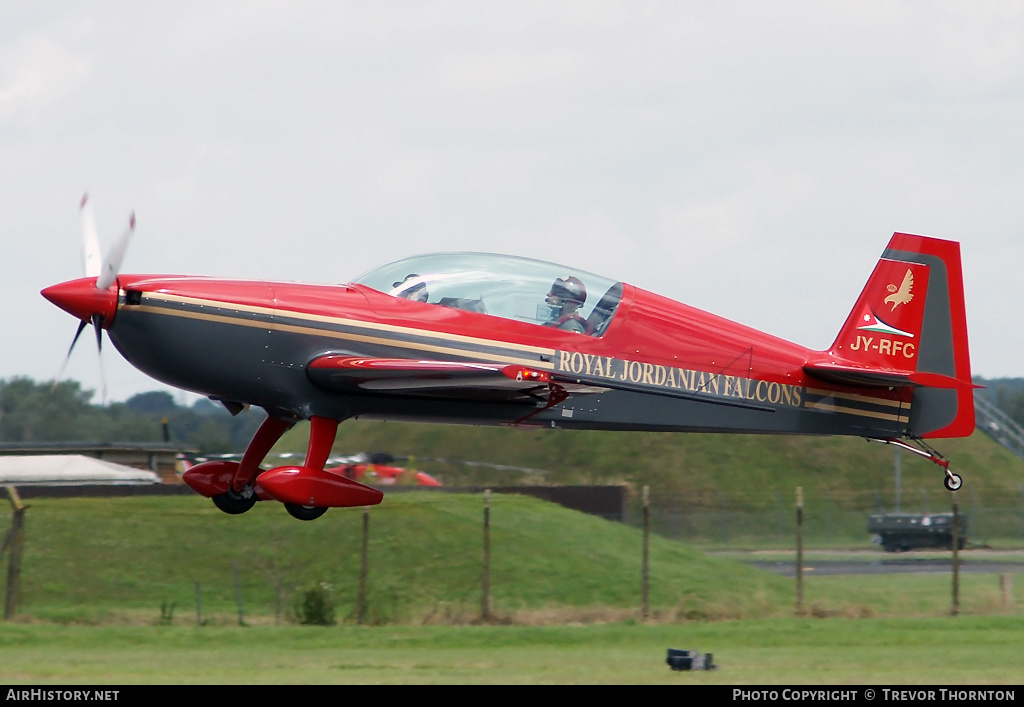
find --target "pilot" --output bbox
[544,276,589,334]
[392,274,429,303]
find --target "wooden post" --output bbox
[233,559,245,626]
[1001,574,1013,610]
[482,489,491,623]
[641,485,650,620]
[795,487,804,615]
[951,494,960,617]
[195,581,203,626]
[4,487,27,621]
[357,510,369,625]
[269,525,281,625]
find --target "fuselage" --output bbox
[100,272,911,437]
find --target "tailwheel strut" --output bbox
[867,436,963,492]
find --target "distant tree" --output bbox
[996,386,1024,429]
[0,376,264,453]
[125,391,176,415]
[190,398,224,416]
[0,377,154,442]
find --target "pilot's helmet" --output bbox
[549,276,587,307]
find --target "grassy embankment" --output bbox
[5,492,1022,626]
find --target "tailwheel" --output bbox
[212,486,258,515]
[285,503,329,521]
[868,436,964,492]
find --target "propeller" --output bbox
[46,193,136,403]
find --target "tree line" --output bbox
[0,377,265,454]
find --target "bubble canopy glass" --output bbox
[354,252,623,336]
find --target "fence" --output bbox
[623,487,1024,548]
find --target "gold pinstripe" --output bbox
[804,387,905,409]
[804,399,909,423]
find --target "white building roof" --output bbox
[0,455,159,486]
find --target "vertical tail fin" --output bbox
[815,233,974,438]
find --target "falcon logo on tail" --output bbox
[884,269,914,311]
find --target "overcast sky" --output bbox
[3,2,1023,404]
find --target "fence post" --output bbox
[951,494,960,617]
[195,581,203,626]
[795,487,804,615]
[482,489,491,623]
[233,559,245,626]
[3,486,26,621]
[642,485,650,620]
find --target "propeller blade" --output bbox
[51,319,90,390]
[95,211,135,290]
[91,313,107,405]
[80,193,101,278]
[92,313,103,353]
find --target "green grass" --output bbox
[9,494,795,625]
[1,618,1022,684]
[6,494,1024,626]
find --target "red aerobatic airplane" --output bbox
[43,196,975,520]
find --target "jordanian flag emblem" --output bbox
[856,306,915,338]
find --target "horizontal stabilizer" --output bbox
[804,363,976,390]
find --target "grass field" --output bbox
[2,618,1023,684]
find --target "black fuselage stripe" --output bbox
[125,297,555,369]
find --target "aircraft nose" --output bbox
[41,277,118,326]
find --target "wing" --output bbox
[306,354,607,404]
[308,354,779,414]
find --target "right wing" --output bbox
[306,354,607,404]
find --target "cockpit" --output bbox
[354,253,624,337]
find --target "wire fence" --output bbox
[623,488,1024,548]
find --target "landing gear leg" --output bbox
[233,416,295,492]
[210,415,294,515]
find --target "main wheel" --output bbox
[212,487,257,515]
[285,503,328,521]
[944,473,963,492]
